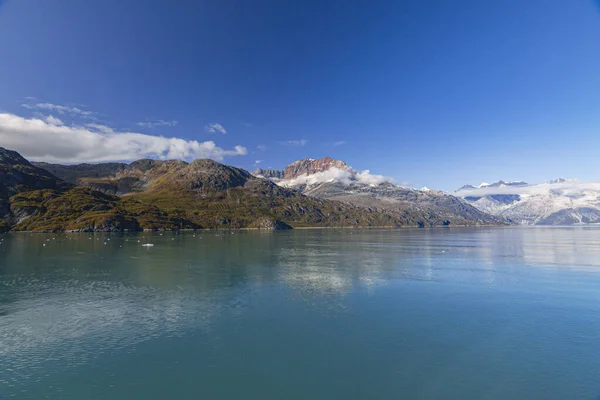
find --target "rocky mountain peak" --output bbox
[0,147,70,197]
[251,156,350,181]
[458,184,477,191]
[174,159,253,191]
[282,156,349,179]
[0,147,31,166]
[457,180,529,192]
[548,177,571,184]
[487,180,528,188]
[0,147,73,222]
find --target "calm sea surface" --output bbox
[2,227,600,399]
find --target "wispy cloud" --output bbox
[279,140,308,147]
[86,123,115,134]
[204,122,227,134]
[22,102,97,119]
[332,140,346,147]
[257,144,267,151]
[253,159,262,167]
[0,112,247,163]
[137,120,178,128]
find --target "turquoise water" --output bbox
[2,227,600,399]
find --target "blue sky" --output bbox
[0,0,599,191]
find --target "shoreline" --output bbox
[6,224,600,234]
[3,222,509,234]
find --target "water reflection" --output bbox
[3,227,600,394]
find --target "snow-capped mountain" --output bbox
[252,157,500,226]
[455,179,600,225]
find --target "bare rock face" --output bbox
[251,157,348,180]
[282,157,349,179]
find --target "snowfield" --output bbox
[456,180,600,225]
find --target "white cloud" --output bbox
[22,102,97,119]
[136,120,178,128]
[354,169,392,185]
[254,160,262,166]
[279,166,394,188]
[204,123,227,134]
[332,140,346,146]
[279,140,308,147]
[0,113,247,163]
[257,144,267,151]
[45,115,63,126]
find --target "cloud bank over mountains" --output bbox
[278,166,394,187]
[455,179,598,198]
[0,112,247,163]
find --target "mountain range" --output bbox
[253,157,500,227]
[2,148,420,232]
[455,179,600,225]
[0,149,505,232]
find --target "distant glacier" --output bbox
[455,179,600,225]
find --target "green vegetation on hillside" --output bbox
[10,184,400,232]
